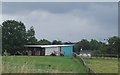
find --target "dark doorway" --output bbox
[40,48,45,56]
[25,47,45,56]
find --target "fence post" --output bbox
[75,56,96,75]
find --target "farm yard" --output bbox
[1,2,120,75]
[83,57,118,73]
[1,55,119,74]
[0,56,2,73]
[2,56,87,73]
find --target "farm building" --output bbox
[24,45,73,56]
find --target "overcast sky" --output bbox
[1,2,118,42]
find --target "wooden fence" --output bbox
[75,56,97,75]
[91,54,119,58]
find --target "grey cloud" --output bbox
[3,2,116,14]
[2,2,118,42]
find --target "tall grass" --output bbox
[0,56,2,74]
[2,56,87,73]
[2,61,32,73]
[83,57,118,73]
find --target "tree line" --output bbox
[74,37,119,55]
[1,20,120,55]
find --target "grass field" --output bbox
[0,56,2,74]
[83,57,118,73]
[118,58,120,75]
[2,56,87,73]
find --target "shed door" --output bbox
[40,48,45,56]
[62,46,73,56]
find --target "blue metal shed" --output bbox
[62,46,73,56]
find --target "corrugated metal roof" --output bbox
[24,45,73,48]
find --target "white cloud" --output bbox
[2,10,117,42]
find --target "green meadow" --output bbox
[2,56,87,73]
[83,57,118,73]
[2,56,118,73]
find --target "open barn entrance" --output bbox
[25,47,45,56]
[40,48,45,56]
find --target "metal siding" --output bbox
[62,46,73,56]
[45,47,60,56]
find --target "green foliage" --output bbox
[2,56,87,73]
[90,39,99,50]
[107,36,120,54]
[98,42,107,53]
[26,26,38,44]
[0,25,2,55]
[52,40,62,45]
[74,36,120,54]
[38,39,51,45]
[74,39,91,53]
[80,39,91,50]
[2,20,39,54]
[2,20,26,53]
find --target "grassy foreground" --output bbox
[83,57,118,73]
[0,56,2,74]
[2,56,86,73]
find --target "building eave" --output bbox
[24,45,74,48]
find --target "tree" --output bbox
[74,39,108,54]
[90,39,99,50]
[74,41,81,53]
[74,39,91,53]
[0,25,2,55]
[97,42,107,54]
[107,36,120,54]
[26,26,38,44]
[80,39,91,50]
[63,42,74,45]
[2,20,26,54]
[52,40,62,45]
[38,39,51,45]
